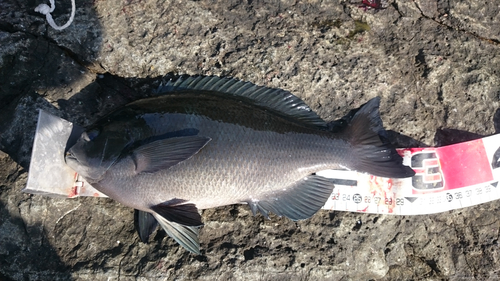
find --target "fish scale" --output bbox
[101,118,337,209]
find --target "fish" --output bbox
[65,76,415,254]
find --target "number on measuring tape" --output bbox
[411,151,444,190]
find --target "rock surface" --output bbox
[1,0,500,280]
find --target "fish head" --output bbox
[65,125,133,182]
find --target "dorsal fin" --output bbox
[155,75,328,129]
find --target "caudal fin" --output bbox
[342,97,415,178]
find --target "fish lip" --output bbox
[65,152,77,164]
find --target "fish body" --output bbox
[66,76,414,254]
[96,92,349,210]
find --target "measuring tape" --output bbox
[320,134,500,215]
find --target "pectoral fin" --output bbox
[153,212,201,255]
[245,175,334,221]
[134,210,158,243]
[132,136,211,173]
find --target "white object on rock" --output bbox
[35,0,76,31]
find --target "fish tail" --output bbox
[340,97,415,178]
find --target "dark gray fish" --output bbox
[65,76,414,254]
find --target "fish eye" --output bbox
[83,129,100,141]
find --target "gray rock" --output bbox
[1,0,500,280]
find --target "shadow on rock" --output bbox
[56,73,162,126]
[0,0,103,168]
[433,107,500,147]
[386,130,428,148]
[0,152,71,280]
[494,108,500,134]
[0,0,105,279]
[434,128,484,147]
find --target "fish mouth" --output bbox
[65,151,78,164]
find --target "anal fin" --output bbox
[246,175,334,221]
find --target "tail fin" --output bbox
[342,97,415,178]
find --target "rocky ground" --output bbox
[1,0,500,280]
